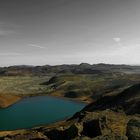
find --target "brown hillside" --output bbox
[0,94,21,108]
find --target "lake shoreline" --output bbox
[0,94,87,133]
[0,93,90,109]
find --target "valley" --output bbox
[0,63,140,140]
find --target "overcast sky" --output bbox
[0,0,140,66]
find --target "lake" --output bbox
[0,96,86,131]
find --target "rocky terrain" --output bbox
[0,83,139,140]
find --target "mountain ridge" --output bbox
[0,63,140,76]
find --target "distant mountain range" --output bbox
[0,63,140,76]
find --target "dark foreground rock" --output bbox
[126,118,140,140]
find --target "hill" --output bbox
[82,83,140,114]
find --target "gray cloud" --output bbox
[28,44,46,49]
[113,37,122,47]
[113,37,121,42]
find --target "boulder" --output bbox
[45,124,79,140]
[126,118,140,140]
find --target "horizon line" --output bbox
[0,62,140,68]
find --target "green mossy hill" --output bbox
[41,74,140,102]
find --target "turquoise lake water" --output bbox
[0,96,86,131]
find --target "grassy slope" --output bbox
[0,76,50,96]
[0,73,139,103]
[42,73,140,102]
